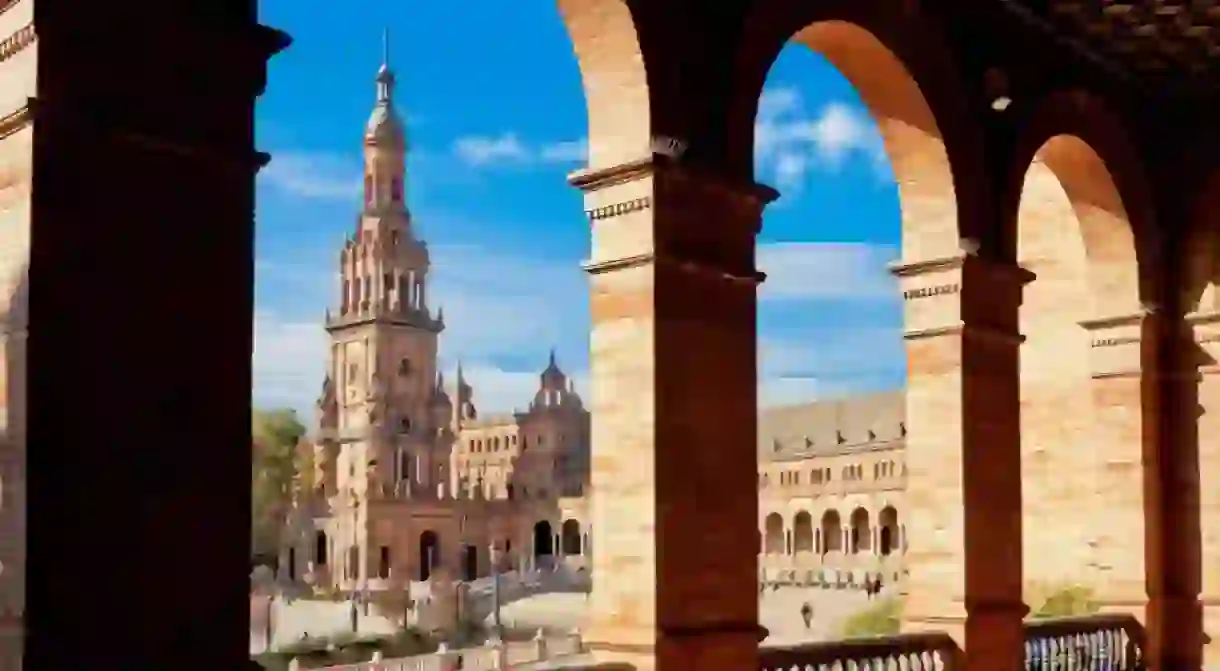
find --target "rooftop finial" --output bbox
[382,26,390,69]
[374,27,395,104]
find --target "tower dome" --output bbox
[365,30,406,148]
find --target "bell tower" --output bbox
[323,30,450,509]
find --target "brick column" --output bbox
[23,7,287,669]
[896,254,1031,671]
[1078,309,1158,616]
[571,155,774,670]
[1166,309,1220,669]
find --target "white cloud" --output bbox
[758,242,899,301]
[755,86,888,192]
[259,151,362,200]
[453,133,532,166]
[252,310,327,412]
[253,240,900,416]
[758,327,904,407]
[538,139,589,163]
[453,133,588,167]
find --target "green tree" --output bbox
[251,407,308,557]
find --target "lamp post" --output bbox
[489,542,503,642]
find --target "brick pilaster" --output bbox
[571,155,774,670]
[895,253,1032,671]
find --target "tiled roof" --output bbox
[758,391,905,461]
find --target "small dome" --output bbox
[539,348,567,391]
[366,103,406,147]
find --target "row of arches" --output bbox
[762,507,902,557]
[405,519,592,582]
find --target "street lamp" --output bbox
[489,542,503,642]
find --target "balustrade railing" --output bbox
[758,631,957,670]
[1023,613,1144,670]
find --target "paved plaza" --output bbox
[251,582,893,655]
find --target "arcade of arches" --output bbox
[8,1,1220,671]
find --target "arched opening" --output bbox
[1014,126,1146,602]
[461,544,477,581]
[879,505,899,556]
[747,18,956,602]
[314,531,327,566]
[793,511,814,554]
[288,548,296,581]
[820,510,842,554]
[533,520,554,560]
[561,519,582,555]
[850,507,870,554]
[418,530,439,581]
[764,513,785,555]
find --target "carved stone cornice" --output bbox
[0,98,33,142]
[888,254,966,278]
[569,153,778,219]
[1079,310,1150,332]
[903,322,1025,347]
[581,251,766,285]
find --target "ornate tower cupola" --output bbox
[532,349,582,410]
[363,28,407,214]
[330,29,442,333]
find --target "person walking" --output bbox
[800,601,814,630]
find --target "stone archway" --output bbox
[561,519,582,555]
[849,507,871,554]
[418,530,439,582]
[533,520,554,560]
[764,513,785,555]
[1009,95,1153,611]
[793,510,814,554]
[728,8,1022,650]
[820,510,842,554]
[879,506,899,556]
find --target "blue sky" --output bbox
[253,0,905,416]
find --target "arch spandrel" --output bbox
[726,0,990,259]
[557,0,651,169]
[1183,169,1220,315]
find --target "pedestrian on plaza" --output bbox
[800,601,813,629]
[873,576,883,598]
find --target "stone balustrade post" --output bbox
[435,642,458,671]
[534,628,548,660]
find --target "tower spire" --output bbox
[374,27,395,104]
[382,26,390,69]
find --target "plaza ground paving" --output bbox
[250,583,894,655]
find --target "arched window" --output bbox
[390,177,403,202]
[378,546,391,579]
[363,175,372,204]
